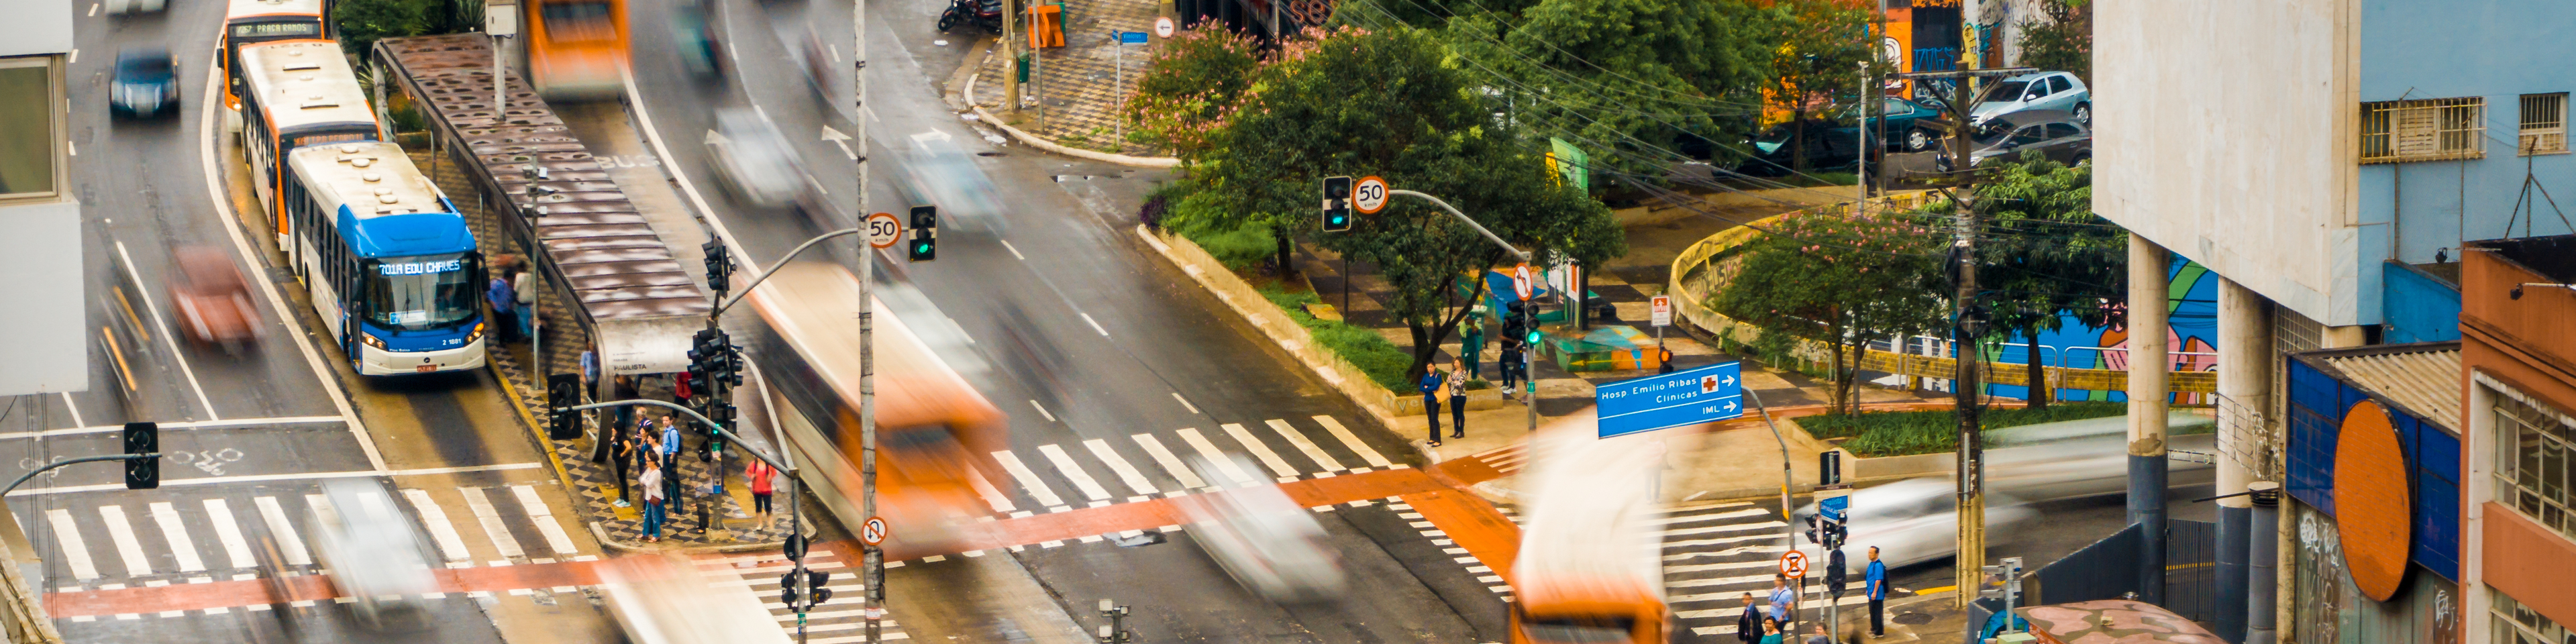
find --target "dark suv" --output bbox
[111,48,178,119]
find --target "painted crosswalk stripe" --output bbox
[98,506,151,578]
[1264,419,1345,472]
[1219,423,1299,481]
[1312,415,1393,468]
[990,450,1066,509]
[254,496,311,566]
[400,489,473,562]
[965,468,1017,513]
[1082,439,1159,496]
[201,499,256,570]
[147,502,207,572]
[46,509,98,580]
[1035,444,1111,502]
[460,488,526,559]
[1130,433,1207,490]
[1175,428,1255,486]
[509,485,580,555]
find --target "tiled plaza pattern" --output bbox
[967,0,1165,156]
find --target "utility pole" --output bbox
[853,1,886,642]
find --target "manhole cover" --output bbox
[1893,612,1935,625]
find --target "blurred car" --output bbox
[168,246,260,350]
[308,479,437,631]
[672,0,724,78]
[105,0,164,15]
[111,48,178,119]
[1792,478,2037,569]
[1177,453,1347,604]
[1936,109,2092,171]
[892,133,1008,234]
[705,107,809,209]
[1969,70,2091,126]
[598,553,795,644]
[1867,96,1947,152]
[1734,119,1868,177]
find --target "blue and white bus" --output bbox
[282,142,487,375]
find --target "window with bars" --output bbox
[2491,588,2571,644]
[2360,97,2486,163]
[2493,393,2575,541]
[2520,93,2567,156]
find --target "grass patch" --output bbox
[1798,402,2130,457]
[1257,285,1412,393]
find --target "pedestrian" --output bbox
[511,258,537,343]
[1803,622,1831,644]
[637,454,666,542]
[1769,573,1798,630]
[609,421,635,507]
[1760,618,1785,644]
[485,264,519,343]
[1461,312,1486,380]
[745,457,776,521]
[1498,337,1523,399]
[1418,368,1445,447]
[1445,358,1468,440]
[1735,593,1765,644]
[659,414,683,515]
[1865,545,1890,637]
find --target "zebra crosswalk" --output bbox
[976,415,1402,516]
[692,548,910,643]
[1655,501,1870,637]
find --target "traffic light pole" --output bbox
[853,1,884,636]
[2,454,160,495]
[1378,189,1539,433]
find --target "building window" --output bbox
[0,56,62,201]
[2493,394,2575,539]
[2361,97,2487,164]
[2521,93,2567,156]
[2491,587,2571,644]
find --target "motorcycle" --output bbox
[936,0,1005,33]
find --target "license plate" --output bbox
[417,365,437,373]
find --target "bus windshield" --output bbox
[363,254,479,331]
[1523,614,1635,643]
[539,1,616,42]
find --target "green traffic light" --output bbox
[1527,330,1541,343]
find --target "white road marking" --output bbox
[990,450,1065,508]
[1129,434,1206,490]
[87,4,96,17]
[113,241,218,420]
[1082,439,1159,496]
[55,392,86,433]
[147,502,207,572]
[1265,419,1345,472]
[1029,400,1055,423]
[0,415,347,441]
[195,60,384,471]
[1313,415,1394,468]
[460,488,525,559]
[1080,313,1109,337]
[201,499,255,570]
[253,496,310,566]
[509,486,580,555]
[99,506,151,578]
[965,467,1015,513]
[1220,423,1299,480]
[1035,444,1111,502]
[400,489,472,562]
[46,509,99,580]
[5,463,545,497]
[1000,239,1026,260]
[1171,392,1198,415]
[69,48,79,62]
[1176,429,1256,485]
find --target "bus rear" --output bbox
[1512,411,1671,644]
[220,0,329,109]
[525,0,629,100]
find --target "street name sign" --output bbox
[1649,294,1671,327]
[1353,176,1389,214]
[1117,31,1149,44]
[866,212,904,249]
[1594,360,1743,438]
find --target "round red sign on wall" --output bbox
[2332,399,2412,602]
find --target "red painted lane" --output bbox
[954,466,1448,551]
[1401,488,1521,576]
[46,560,608,618]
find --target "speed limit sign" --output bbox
[1353,176,1390,214]
[865,213,904,249]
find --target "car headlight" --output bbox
[464,323,485,345]
[360,333,387,350]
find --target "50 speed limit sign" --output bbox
[1353,176,1390,214]
[865,212,904,249]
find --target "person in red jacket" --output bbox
[745,458,778,521]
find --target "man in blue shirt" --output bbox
[1768,574,1797,630]
[1865,546,1890,637]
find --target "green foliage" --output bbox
[1804,402,2127,457]
[1259,286,1414,392]
[1157,185,1278,270]
[2015,0,2092,83]
[1757,0,1876,172]
[1714,212,1945,415]
[1127,28,1267,161]
[336,0,440,60]
[1946,151,2122,407]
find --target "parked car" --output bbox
[168,246,261,351]
[1969,70,2090,127]
[1735,119,1868,177]
[1936,109,2092,170]
[111,47,178,119]
[705,107,809,209]
[1865,96,1949,152]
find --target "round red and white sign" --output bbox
[861,517,890,547]
[1512,264,1535,300]
[1353,176,1390,215]
[1780,550,1809,578]
[1154,16,1175,38]
[865,213,904,249]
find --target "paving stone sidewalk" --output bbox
[966,0,1164,156]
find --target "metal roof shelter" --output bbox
[370,34,707,374]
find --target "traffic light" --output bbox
[907,206,937,261]
[547,373,581,440]
[1319,176,1353,232]
[779,571,802,608]
[1825,549,1849,598]
[805,570,833,607]
[785,533,809,562]
[123,422,158,490]
[1803,514,1822,545]
[1818,451,1843,486]
[703,240,731,293]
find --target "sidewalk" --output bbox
[965,0,1164,156]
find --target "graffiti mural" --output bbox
[1983,254,2222,402]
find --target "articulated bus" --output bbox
[524,0,629,100]
[238,40,382,255]
[1512,411,1672,644]
[219,0,331,109]
[281,142,488,376]
[742,262,1007,559]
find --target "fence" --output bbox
[2013,519,2220,635]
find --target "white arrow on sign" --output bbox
[1723,375,1737,387]
[822,125,857,160]
[1722,400,1739,413]
[1512,264,1535,300]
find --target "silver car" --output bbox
[1176,453,1347,604]
[893,133,1009,235]
[1970,71,2092,127]
[308,479,437,631]
[706,107,810,210]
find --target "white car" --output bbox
[1176,454,1347,604]
[705,107,809,210]
[105,0,165,14]
[1969,71,2092,127]
[1792,478,2037,570]
[308,479,437,631]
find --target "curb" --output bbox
[960,64,1179,168]
[1131,225,1408,436]
[487,356,589,505]
[589,521,786,555]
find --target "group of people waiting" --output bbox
[1736,547,1894,643]
[484,255,539,344]
[584,373,780,543]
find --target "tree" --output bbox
[2015,0,2091,83]
[1755,0,1875,174]
[1126,27,1268,162]
[336,0,437,59]
[1195,26,1624,384]
[1714,211,1945,416]
[1965,152,2123,408]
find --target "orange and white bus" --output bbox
[742,262,1008,560]
[236,40,382,253]
[1512,412,1673,644]
[219,0,331,109]
[524,0,629,100]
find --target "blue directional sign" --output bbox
[1594,361,1744,438]
[1117,31,1150,44]
[1819,494,1849,524]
